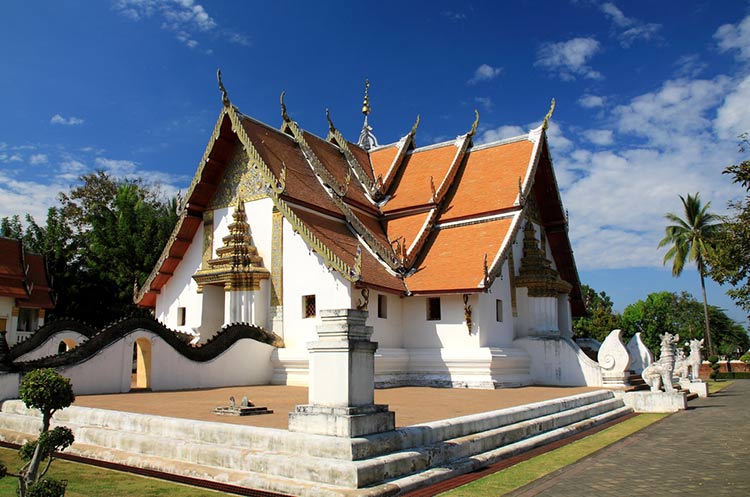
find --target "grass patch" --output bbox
[0,447,223,497]
[708,379,734,394]
[439,413,668,497]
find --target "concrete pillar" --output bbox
[288,309,395,437]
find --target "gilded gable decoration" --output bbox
[208,145,268,209]
[542,98,556,131]
[357,79,379,150]
[193,199,270,292]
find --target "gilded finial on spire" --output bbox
[468,109,480,137]
[280,90,290,123]
[326,108,335,132]
[217,69,230,107]
[362,78,371,116]
[542,98,556,130]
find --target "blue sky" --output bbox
[2,1,750,325]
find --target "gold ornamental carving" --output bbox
[515,221,571,298]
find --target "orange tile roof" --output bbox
[384,211,432,253]
[440,139,533,222]
[369,145,399,181]
[347,141,376,183]
[405,217,514,292]
[382,143,458,213]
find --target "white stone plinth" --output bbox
[288,404,395,437]
[289,308,395,437]
[621,391,687,412]
[680,378,708,398]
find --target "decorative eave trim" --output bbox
[380,115,420,195]
[282,103,400,271]
[279,199,362,282]
[326,110,380,199]
[477,210,524,290]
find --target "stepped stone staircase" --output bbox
[0,390,632,496]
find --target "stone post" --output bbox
[288,309,395,437]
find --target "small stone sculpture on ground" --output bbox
[687,338,704,381]
[642,332,679,392]
[213,394,271,416]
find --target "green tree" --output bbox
[658,193,719,356]
[573,285,621,342]
[0,369,75,497]
[709,138,750,319]
[1,171,179,325]
[621,291,748,357]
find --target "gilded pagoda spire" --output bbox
[357,79,379,150]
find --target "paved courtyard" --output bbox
[508,380,750,496]
[73,384,598,429]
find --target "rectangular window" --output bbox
[426,297,441,321]
[303,295,316,318]
[377,294,388,319]
[496,299,503,322]
[177,307,186,326]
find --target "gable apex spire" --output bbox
[357,78,379,150]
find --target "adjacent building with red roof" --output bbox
[135,79,594,388]
[0,237,55,345]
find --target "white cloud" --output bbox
[443,11,467,22]
[674,54,708,79]
[114,0,247,50]
[582,129,614,146]
[535,37,602,81]
[95,157,138,177]
[477,125,526,144]
[715,74,750,140]
[612,76,731,147]
[468,64,503,84]
[552,74,748,271]
[29,154,48,166]
[579,94,606,108]
[715,14,750,60]
[50,114,84,126]
[474,96,493,110]
[600,2,661,47]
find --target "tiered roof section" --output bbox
[135,75,583,315]
[0,237,55,309]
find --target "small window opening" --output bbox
[378,294,388,319]
[177,307,186,326]
[496,299,503,322]
[303,295,316,318]
[427,297,441,321]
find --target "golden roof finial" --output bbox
[362,79,371,116]
[542,98,556,130]
[217,69,230,107]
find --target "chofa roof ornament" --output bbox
[542,98,556,131]
[217,69,230,107]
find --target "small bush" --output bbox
[708,355,721,381]
[717,372,750,379]
[26,478,66,497]
[740,352,750,365]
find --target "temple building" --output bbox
[134,76,587,388]
[0,237,55,346]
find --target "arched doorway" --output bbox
[131,338,152,390]
[57,338,77,354]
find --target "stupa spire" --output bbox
[357,79,379,150]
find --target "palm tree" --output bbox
[658,193,719,356]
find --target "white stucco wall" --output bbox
[53,329,275,395]
[15,331,89,362]
[366,292,404,348]
[514,336,602,387]
[402,295,479,349]
[0,297,12,333]
[281,218,352,349]
[475,263,514,348]
[0,372,21,401]
[155,222,204,335]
